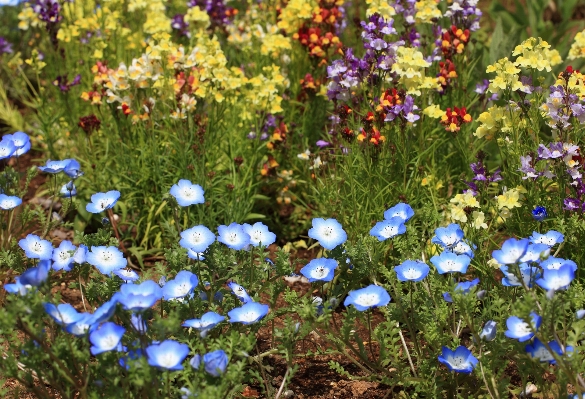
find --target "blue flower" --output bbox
[3,132,30,157]
[532,206,547,221]
[443,278,480,302]
[183,311,225,337]
[577,310,585,320]
[519,243,550,263]
[85,190,120,213]
[217,222,250,250]
[227,282,253,303]
[228,302,269,324]
[394,260,429,282]
[343,285,391,311]
[492,238,530,264]
[187,249,205,261]
[38,159,72,174]
[500,264,541,287]
[73,244,88,264]
[529,230,564,247]
[52,240,77,271]
[64,159,83,179]
[308,218,347,250]
[431,224,464,250]
[242,222,276,247]
[202,350,229,377]
[44,303,84,326]
[505,313,541,342]
[452,240,476,258]
[300,258,338,283]
[536,264,575,291]
[66,314,97,336]
[162,270,199,300]
[4,277,30,296]
[0,194,22,210]
[479,320,497,341]
[89,322,126,355]
[86,246,127,275]
[525,338,572,364]
[383,202,414,222]
[179,225,215,252]
[19,260,51,287]
[0,137,16,160]
[90,297,119,324]
[146,340,190,371]
[369,217,406,241]
[113,269,139,282]
[116,281,163,312]
[541,257,577,272]
[437,346,478,373]
[170,179,204,207]
[130,314,148,334]
[60,182,77,197]
[430,252,471,274]
[19,234,53,260]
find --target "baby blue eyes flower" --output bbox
[87,246,127,275]
[60,182,77,197]
[370,217,406,241]
[19,260,50,287]
[162,270,199,300]
[203,350,229,376]
[89,322,126,355]
[44,303,84,326]
[179,225,215,253]
[500,264,540,287]
[535,264,575,291]
[443,278,480,302]
[343,285,391,311]
[19,234,53,260]
[117,281,163,312]
[519,243,550,263]
[187,249,205,261]
[452,240,476,258]
[529,230,564,247]
[146,340,190,371]
[430,252,471,274]
[383,202,414,222]
[113,269,139,282]
[492,238,530,264]
[300,258,338,282]
[576,310,585,319]
[0,137,16,160]
[130,314,148,334]
[85,190,121,213]
[308,218,347,250]
[505,313,541,342]
[217,222,250,250]
[183,311,225,337]
[431,224,464,250]
[52,240,76,271]
[394,260,429,282]
[38,159,73,174]
[540,257,577,272]
[4,277,30,296]
[243,222,276,247]
[64,159,83,179]
[227,282,253,303]
[531,206,547,221]
[0,194,22,210]
[170,179,204,207]
[3,131,30,157]
[228,302,269,324]
[437,346,478,374]
[525,338,572,364]
[479,320,497,341]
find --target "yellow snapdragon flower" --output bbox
[568,30,585,60]
[277,0,319,34]
[365,0,395,19]
[486,57,524,93]
[496,187,523,210]
[423,104,444,118]
[415,0,441,23]
[512,37,561,72]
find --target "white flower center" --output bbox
[530,346,554,362]
[403,268,422,280]
[99,251,114,263]
[157,353,179,368]
[174,283,190,297]
[102,334,120,350]
[312,266,327,278]
[447,355,467,370]
[239,311,259,322]
[513,322,532,335]
[227,233,238,243]
[354,293,379,307]
[381,226,397,238]
[321,227,333,237]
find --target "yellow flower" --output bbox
[277,0,319,34]
[391,47,433,96]
[471,211,488,229]
[415,0,442,23]
[450,205,468,223]
[486,57,524,93]
[568,29,585,60]
[496,188,523,210]
[450,192,480,208]
[365,0,395,19]
[512,37,561,72]
[423,104,444,118]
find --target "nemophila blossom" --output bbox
[183,311,225,337]
[530,230,564,247]
[44,303,84,326]
[19,234,53,260]
[217,222,250,250]
[179,225,215,253]
[505,313,541,342]
[73,244,87,264]
[163,270,199,300]
[443,278,480,302]
[370,217,406,241]
[308,218,347,250]
[536,264,575,291]
[87,246,127,275]
[0,194,21,210]
[344,285,391,311]
[130,314,148,334]
[3,131,30,157]
[576,310,585,320]
[89,322,126,355]
[37,159,71,174]
[63,159,82,179]
[383,202,414,222]
[60,182,77,197]
[146,340,189,371]
[430,252,471,274]
[479,320,497,341]
[187,249,205,261]
[4,278,30,296]
[170,179,204,207]
[452,240,475,258]
[438,346,478,374]
[0,137,16,159]
[113,269,139,282]
[66,314,97,337]
[541,257,578,272]
[519,243,550,263]
[117,281,163,312]
[19,260,50,287]
[86,190,120,213]
[228,302,269,324]
[500,264,541,287]
[432,224,464,249]
[532,206,547,221]
[52,240,77,271]
[525,338,572,364]
[492,238,529,264]
[242,222,276,247]
[200,350,229,377]
[90,297,119,325]
[394,260,429,282]
[227,282,253,303]
[300,258,338,283]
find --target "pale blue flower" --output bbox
[130,314,148,334]
[383,202,414,222]
[452,240,476,258]
[300,258,338,282]
[536,264,575,291]
[86,190,120,213]
[87,246,127,275]
[500,264,540,287]
[492,238,529,265]
[19,260,50,287]
[73,244,88,264]
[64,159,83,179]
[116,281,163,312]
[431,224,464,250]
[19,234,53,260]
[90,322,126,355]
[343,285,391,311]
[519,243,550,263]
[227,282,253,303]
[170,180,204,207]
[217,222,250,250]
[0,194,22,210]
[541,257,578,272]
[228,302,269,324]
[65,314,97,336]
[0,138,16,160]
[4,277,30,296]
[3,132,30,157]
[529,230,564,247]
[183,311,225,337]
[44,303,84,326]
[162,270,199,300]
[443,278,480,302]
[479,320,497,341]
[113,269,139,282]
[60,182,77,197]
[525,338,572,364]
[394,260,429,282]
[179,225,215,252]
[505,313,541,342]
[308,218,347,250]
[52,240,76,271]
[243,222,276,247]
[202,350,228,377]
[430,252,471,274]
[369,217,406,241]
[38,159,72,174]
[438,346,478,373]
[146,340,190,370]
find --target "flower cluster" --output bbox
[293,0,344,59]
[439,106,472,133]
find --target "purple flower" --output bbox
[0,37,13,55]
[53,74,81,93]
[316,140,330,148]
